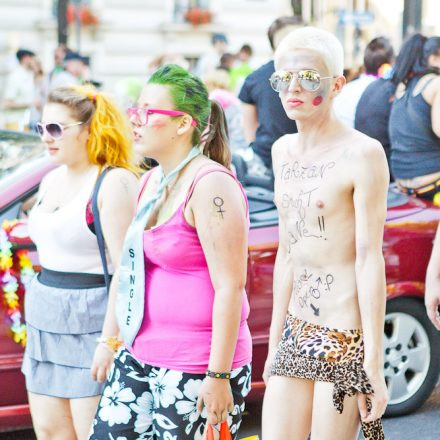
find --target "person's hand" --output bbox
[196,377,234,426]
[262,349,277,385]
[358,370,388,423]
[91,344,115,383]
[425,288,440,330]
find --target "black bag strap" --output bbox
[91,167,113,293]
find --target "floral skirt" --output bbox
[270,313,385,440]
[89,348,252,440]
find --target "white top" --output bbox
[2,65,35,130]
[333,74,377,127]
[195,50,221,78]
[28,166,114,274]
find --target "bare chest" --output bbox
[275,156,353,252]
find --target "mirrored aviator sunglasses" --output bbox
[269,69,332,93]
[36,121,83,139]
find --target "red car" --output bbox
[0,130,439,432]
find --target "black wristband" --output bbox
[205,369,231,379]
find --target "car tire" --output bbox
[384,297,440,417]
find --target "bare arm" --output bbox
[21,194,38,214]
[190,170,248,425]
[353,140,389,421]
[91,168,138,382]
[241,102,258,144]
[192,171,248,372]
[426,223,440,330]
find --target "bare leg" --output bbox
[262,375,314,440]
[28,392,76,440]
[70,395,101,440]
[310,382,360,440]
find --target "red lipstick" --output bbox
[287,98,304,108]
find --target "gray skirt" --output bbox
[22,269,108,398]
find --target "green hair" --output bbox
[148,64,231,168]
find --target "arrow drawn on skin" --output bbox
[310,303,320,316]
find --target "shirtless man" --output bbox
[261,27,389,440]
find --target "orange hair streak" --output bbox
[49,85,139,175]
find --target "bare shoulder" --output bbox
[349,130,389,183]
[102,167,138,189]
[422,73,440,87]
[104,166,138,183]
[192,164,242,199]
[272,133,298,168]
[349,130,387,162]
[423,74,440,97]
[188,161,245,217]
[100,167,139,202]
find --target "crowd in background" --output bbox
[1,16,440,440]
[1,23,440,198]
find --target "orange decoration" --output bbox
[184,8,212,25]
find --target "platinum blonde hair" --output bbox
[274,26,344,76]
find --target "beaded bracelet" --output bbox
[96,336,122,353]
[206,369,231,380]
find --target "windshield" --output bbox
[0,130,46,179]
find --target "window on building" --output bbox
[174,0,211,22]
[291,0,302,17]
[290,0,325,23]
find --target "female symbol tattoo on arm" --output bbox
[213,197,225,219]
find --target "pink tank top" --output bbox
[129,165,252,373]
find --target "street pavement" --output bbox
[239,384,440,440]
[1,385,439,439]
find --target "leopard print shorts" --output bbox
[270,313,385,440]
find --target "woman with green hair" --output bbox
[89,64,252,439]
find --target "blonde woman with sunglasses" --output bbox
[22,85,138,439]
[262,27,389,440]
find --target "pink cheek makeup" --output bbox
[151,120,166,129]
[313,96,323,106]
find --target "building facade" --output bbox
[0,0,439,96]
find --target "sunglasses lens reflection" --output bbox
[270,70,321,92]
[46,123,63,138]
[298,71,321,92]
[270,77,282,92]
[36,123,44,136]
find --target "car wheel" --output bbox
[383,297,440,417]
